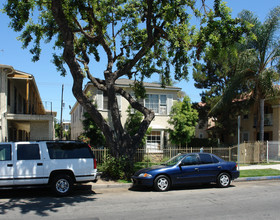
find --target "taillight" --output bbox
[94,158,97,169]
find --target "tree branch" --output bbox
[51,0,113,143]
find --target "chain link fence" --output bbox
[267,141,280,162]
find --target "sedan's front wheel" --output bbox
[217,172,231,188]
[154,175,171,191]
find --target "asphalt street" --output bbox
[0,180,280,220]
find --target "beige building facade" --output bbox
[239,99,280,143]
[0,64,55,142]
[195,98,280,144]
[70,79,181,152]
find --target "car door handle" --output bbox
[195,168,199,171]
[218,166,222,169]
[37,163,43,166]
[7,164,13,167]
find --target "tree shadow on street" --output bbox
[0,184,97,217]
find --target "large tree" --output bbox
[3,0,246,175]
[194,7,280,143]
[193,44,253,142]
[238,8,280,142]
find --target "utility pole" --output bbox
[60,84,64,140]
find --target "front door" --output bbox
[0,143,13,186]
[176,154,200,184]
[14,143,45,185]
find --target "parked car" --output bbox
[0,141,98,196]
[132,153,239,191]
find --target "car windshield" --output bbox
[162,154,185,166]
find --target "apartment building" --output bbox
[195,98,280,143]
[0,64,55,142]
[70,79,181,152]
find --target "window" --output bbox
[181,154,199,166]
[160,95,167,114]
[97,90,108,110]
[145,94,167,115]
[103,94,109,110]
[199,154,215,164]
[243,132,249,142]
[96,90,121,110]
[146,131,161,152]
[0,144,11,161]
[47,142,94,159]
[17,144,40,160]
[145,94,159,113]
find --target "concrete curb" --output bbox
[92,183,132,189]
[91,176,280,189]
[235,175,280,182]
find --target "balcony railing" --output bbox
[9,100,53,115]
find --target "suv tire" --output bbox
[51,174,73,196]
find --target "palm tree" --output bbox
[213,7,280,142]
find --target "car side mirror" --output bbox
[178,161,185,167]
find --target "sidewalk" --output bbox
[239,164,280,171]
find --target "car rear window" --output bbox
[199,154,215,164]
[47,142,94,159]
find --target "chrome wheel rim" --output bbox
[56,179,69,193]
[157,178,169,191]
[220,174,229,186]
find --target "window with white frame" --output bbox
[130,93,172,115]
[145,94,167,114]
[146,131,161,152]
[160,95,167,114]
[103,95,109,110]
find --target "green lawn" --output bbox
[240,169,280,177]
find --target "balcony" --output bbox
[254,114,273,127]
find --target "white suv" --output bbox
[0,141,98,196]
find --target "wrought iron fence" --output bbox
[92,146,238,165]
[91,142,280,165]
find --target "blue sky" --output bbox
[0,0,279,121]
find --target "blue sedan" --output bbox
[132,153,239,191]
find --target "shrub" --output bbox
[101,155,134,181]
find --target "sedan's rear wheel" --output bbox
[154,175,171,191]
[217,172,231,188]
